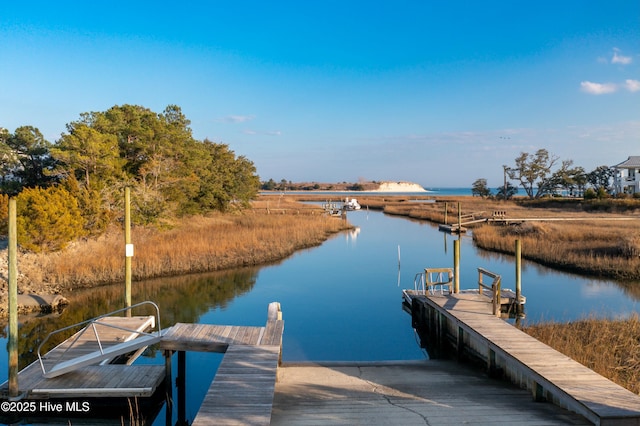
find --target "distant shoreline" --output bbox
[261,187,530,197]
[262,180,428,193]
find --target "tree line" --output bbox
[0,104,260,252]
[472,148,620,200]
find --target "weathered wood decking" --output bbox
[0,315,164,399]
[2,303,285,425]
[405,291,640,426]
[159,302,285,426]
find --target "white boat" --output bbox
[344,197,361,210]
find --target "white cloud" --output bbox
[624,79,640,92]
[611,48,632,65]
[218,115,256,123]
[580,81,617,95]
[242,129,282,136]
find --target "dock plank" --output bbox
[30,365,166,398]
[0,316,159,399]
[160,323,266,352]
[260,320,284,346]
[192,345,281,426]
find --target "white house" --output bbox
[613,156,640,195]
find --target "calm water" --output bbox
[2,208,639,424]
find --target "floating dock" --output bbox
[0,314,164,399]
[1,302,285,425]
[403,290,640,425]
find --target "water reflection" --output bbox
[4,268,260,371]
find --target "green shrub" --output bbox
[583,188,597,200]
[16,186,86,252]
[0,194,8,236]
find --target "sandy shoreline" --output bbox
[370,182,427,192]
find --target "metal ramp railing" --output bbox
[413,268,454,295]
[37,301,162,379]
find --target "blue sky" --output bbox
[1,1,638,187]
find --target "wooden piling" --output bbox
[124,187,132,312]
[444,202,448,225]
[453,239,460,293]
[515,239,522,314]
[8,198,18,398]
[164,349,173,425]
[177,351,187,425]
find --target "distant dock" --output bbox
[439,209,640,233]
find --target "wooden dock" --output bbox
[0,315,164,399]
[1,301,285,426]
[159,301,285,426]
[404,291,640,425]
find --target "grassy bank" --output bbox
[7,197,350,297]
[472,220,640,280]
[521,316,640,394]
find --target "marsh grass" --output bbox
[18,199,350,291]
[472,221,640,279]
[521,315,640,394]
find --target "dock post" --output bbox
[515,239,522,315]
[8,198,18,398]
[443,202,448,225]
[164,349,173,424]
[124,187,132,313]
[453,239,460,293]
[177,351,187,426]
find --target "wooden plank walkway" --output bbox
[0,315,163,398]
[405,291,640,426]
[161,323,265,352]
[193,345,281,425]
[159,302,285,426]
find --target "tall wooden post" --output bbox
[515,239,522,313]
[177,351,187,425]
[453,239,460,293]
[164,350,173,424]
[443,202,448,225]
[8,198,18,397]
[124,187,132,312]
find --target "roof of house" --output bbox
[614,156,640,168]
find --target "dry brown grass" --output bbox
[521,316,640,394]
[15,198,350,291]
[472,221,640,279]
